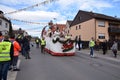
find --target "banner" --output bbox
[4,0,58,15]
[8,17,47,25]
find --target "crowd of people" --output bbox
[0,31,47,80]
[75,36,119,58]
[0,31,31,80]
[0,30,119,80]
[92,37,118,58]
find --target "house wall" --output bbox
[95,19,109,42]
[70,19,95,41]
[0,18,10,35]
[69,18,112,42]
[65,22,70,34]
[68,10,120,49]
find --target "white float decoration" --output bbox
[41,24,75,56]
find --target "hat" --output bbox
[4,35,9,40]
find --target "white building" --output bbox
[0,10,11,35]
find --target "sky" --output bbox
[0,0,120,37]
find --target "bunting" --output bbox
[8,17,48,25]
[4,0,58,15]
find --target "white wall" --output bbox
[0,18,10,35]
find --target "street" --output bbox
[8,46,120,80]
[1,1,120,80]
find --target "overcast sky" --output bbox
[0,0,120,37]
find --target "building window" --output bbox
[98,20,105,27]
[79,25,81,29]
[76,26,78,30]
[98,33,105,39]
[0,20,2,25]
[5,23,8,28]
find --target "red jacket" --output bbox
[10,39,21,56]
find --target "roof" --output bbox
[67,20,72,25]
[70,10,120,26]
[53,24,66,32]
[89,11,120,21]
[0,13,10,23]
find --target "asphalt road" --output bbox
[13,46,120,80]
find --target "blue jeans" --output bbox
[0,61,10,80]
[90,47,94,56]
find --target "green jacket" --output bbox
[0,41,11,61]
[41,39,46,46]
[89,40,95,47]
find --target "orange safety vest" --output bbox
[13,41,21,56]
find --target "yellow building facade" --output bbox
[68,10,120,42]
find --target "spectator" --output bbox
[0,35,13,80]
[101,39,108,55]
[78,37,82,50]
[35,38,40,48]
[22,35,31,59]
[111,41,118,58]
[89,37,95,57]
[95,39,100,51]
[9,34,21,71]
[40,37,46,54]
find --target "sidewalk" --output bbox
[8,59,21,80]
[77,49,120,62]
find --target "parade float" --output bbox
[41,21,75,56]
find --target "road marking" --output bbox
[8,59,21,80]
